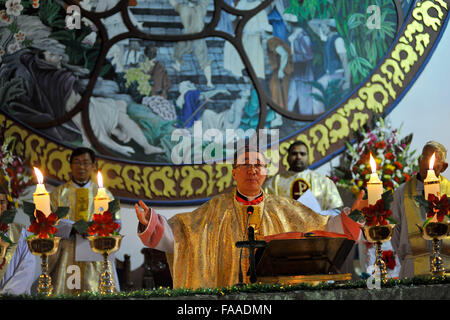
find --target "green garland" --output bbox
[1,275,450,300]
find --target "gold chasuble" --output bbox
[264,170,343,211]
[49,181,118,294]
[166,189,330,289]
[404,176,450,275]
[0,223,22,285]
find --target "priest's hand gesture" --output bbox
[351,190,368,212]
[135,200,151,227]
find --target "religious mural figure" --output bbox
[201,88,251,132]
[284,13,314,114]
[143,46,172,99]
[308,18,351,114]
[0,47,164,156]
[175,80,230,128]
[223,0,273,80]
[266,8,293,110]
[169,0,213,87]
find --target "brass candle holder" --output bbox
[26,237,61,296]
[88,235,123,295]
[416,222,449,278]
[363,224,395,284]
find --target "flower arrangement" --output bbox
[350,190,398,227]
[27,210,59,239]
[0,203,16,244]
[330,118,419,195]
[73,199,121,237]
[0,133,33,209]
[415,194,450,226]
[87,211,121,237]
[23,202,69,239]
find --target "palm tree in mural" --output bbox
[337,0,397,85]
[309,78,348,112]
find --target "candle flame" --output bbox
[369,153,377,174]
[97,171,104,188]
[33,167,44,184]
[429,153,436,170]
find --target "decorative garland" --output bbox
[1,275,450,300]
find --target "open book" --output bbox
[263,230,352,242]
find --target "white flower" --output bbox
[7,40,21,54]
[14,31,25,42]
[5,0,23,17]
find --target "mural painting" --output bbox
[0,0,447,204]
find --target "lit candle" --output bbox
[424,152,440,200]
[367,153,383,206]
[33,167,51,217]
[94,171,109,214]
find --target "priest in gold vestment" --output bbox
[391,141,450,278]
[49,148,120,294]
[264,141,343,215]
[135,147,365,289]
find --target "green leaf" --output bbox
[73,219,90,235]
[0,233,13,245]
[414,195,430,211]
[23,201,36,222]
[108,199,120,216]
[422,217,433,228]
[381,190,394,209]
[55,206,70,219]
[0,208,17,224]
[348,210,364,223]
[387,216,398,225]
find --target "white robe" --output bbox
[223,0,272,78]
[0,227,36,295]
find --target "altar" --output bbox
[2,277,450,300]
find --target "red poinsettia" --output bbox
[27,210,58,239]
[0,223,8,233]
[426,194,450,222]
[87,211,120,237]
[382,250,397,270]
[362,198,394,226]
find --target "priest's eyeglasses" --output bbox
[71,160,93,167]
[236,163,266,171]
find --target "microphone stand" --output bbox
[235,206,254,287]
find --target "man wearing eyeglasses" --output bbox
[49,147,120,294]
[135,146,365,289]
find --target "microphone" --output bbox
[238,206,254,284]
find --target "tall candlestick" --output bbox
[94,171,109,214]
[424,152,440,200]
[33,167,51,217]
[367,153,383,206]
